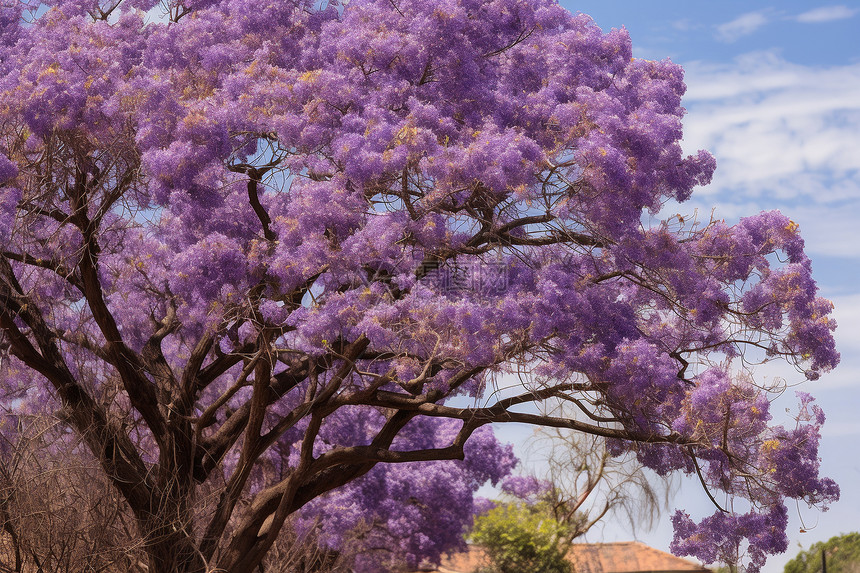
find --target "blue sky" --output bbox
[495,2,860,571]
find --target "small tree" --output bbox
[532,424,672,542]
[469,428,672,573]
[472,497,571,573]
[784,533,860,573]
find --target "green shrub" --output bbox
[471,502,572,573]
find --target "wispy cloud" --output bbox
[715,12,769,42]
[795,5,858,23]
[677,52,860,256]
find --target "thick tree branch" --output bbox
[0,257,153,517]
[193,355,312,482]
[2,251,82,290]
[68,175,169,452]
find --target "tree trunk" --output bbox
[143,526,207,573]
[136,497,208,573]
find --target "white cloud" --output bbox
[795,5,858,23]
[782,203,860,258]
[677,53,860,247]
[715,12,770,42]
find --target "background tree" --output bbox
[471,481,572,573]
[784,533,860,573]
[469,430,671,573]
[0,0,840,572]
[532,423,672,541]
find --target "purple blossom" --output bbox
[671,505,789,573]
[500,475,552,502]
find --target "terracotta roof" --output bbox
[435,546,488,572]
[569,542,710,573]
[411,542,710,573]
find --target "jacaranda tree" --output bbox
[0,0,840,571]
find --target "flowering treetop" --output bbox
[0,0,839,571]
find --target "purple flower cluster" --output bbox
[295,422,516,572]
[671,504,789,573]
[500,475,552,502]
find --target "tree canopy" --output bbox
[0,0,840,571]
[785,533,860,573]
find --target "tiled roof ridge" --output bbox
[568,540,710,573]
[572,541,642,546]
[413,540,712,573]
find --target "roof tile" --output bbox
[410,542,711,573]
